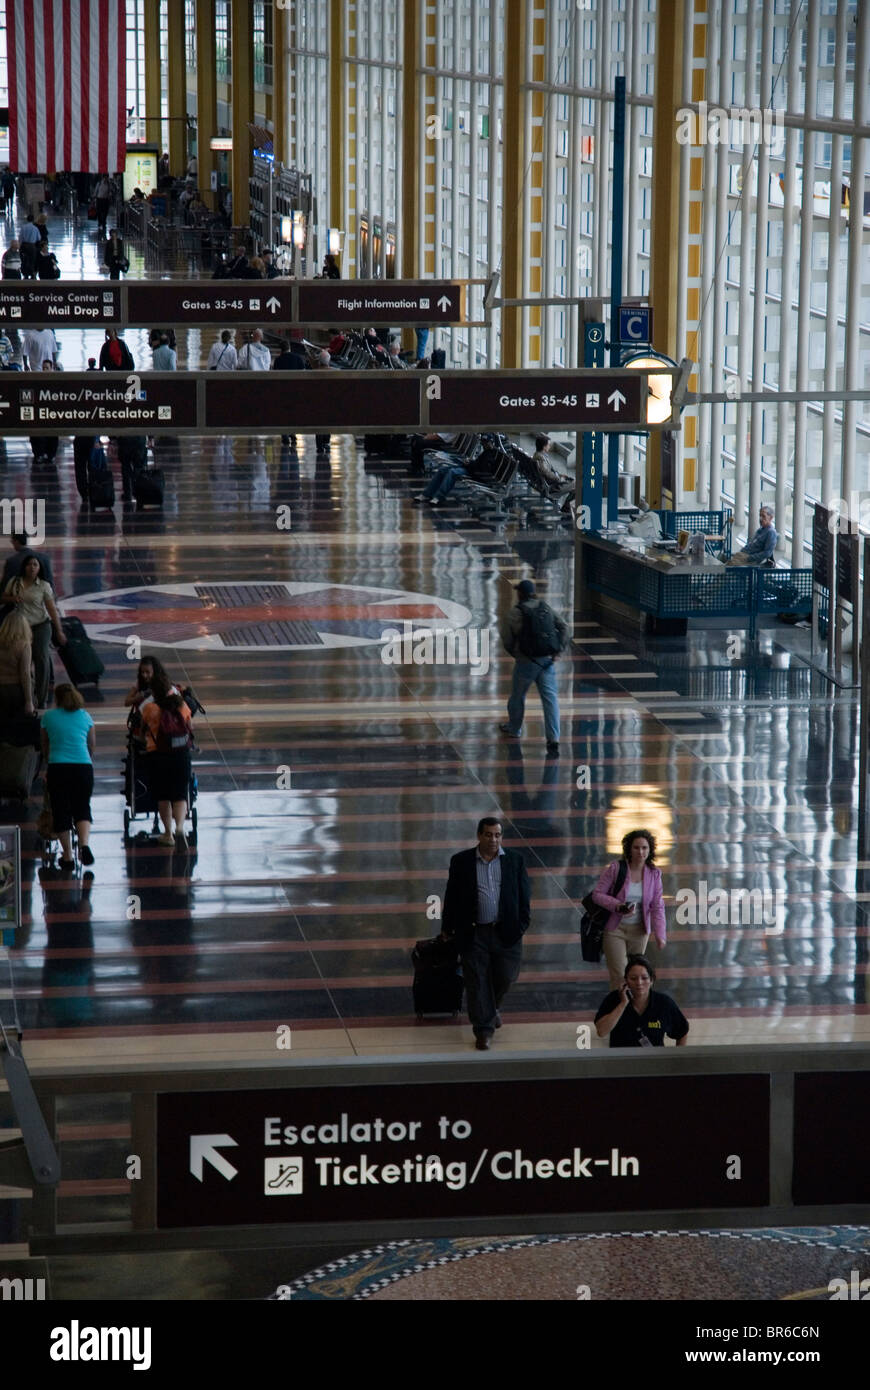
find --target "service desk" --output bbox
[576,530,754,635]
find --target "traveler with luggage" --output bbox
[1,554,66,708]
[498,579,569,756]
[40,682,96,868]
[138,672,193,848]
[589,828,667,991]
[36,244,61,279]
[0,610,35,719]
[440,817,531,1051]
[103,228,129,280]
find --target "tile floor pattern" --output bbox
[0,204,868,1290]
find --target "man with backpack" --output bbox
[499,579,569,756]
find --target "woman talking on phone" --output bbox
[594,956,688,1048]
[589,827,667,991]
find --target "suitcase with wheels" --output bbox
[133,466,165,508]
[0,742,40,800]
[58,616,104,687]
[411,934,464,1018]
[87,443,115,510]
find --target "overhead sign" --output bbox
[1,280,466,328]
[296,280,463,325]
[0,283,121,325]
[204,373,421,431]
[126,282,293,326]
[155,1074,769,1228]
[0,370,664,434]
[0,373,196,432]
[793,1072,870,1204]
[427,372,644,430]
[618,304,652,344]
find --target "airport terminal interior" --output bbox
[0,0,868,1306]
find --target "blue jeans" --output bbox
[423,462,466,500]
[506,656,560,743]
[415,327,430,360]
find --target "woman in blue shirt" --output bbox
[40,683,95,870]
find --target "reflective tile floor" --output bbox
[0,205,868,1080]
[0,204,868,1301]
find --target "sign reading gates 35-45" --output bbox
[155,1074,769,1228]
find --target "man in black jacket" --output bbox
[441,817,531,1050]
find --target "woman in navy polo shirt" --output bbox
[594,955,689,1048]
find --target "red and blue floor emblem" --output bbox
[66,581,473,651]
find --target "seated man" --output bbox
[412,445,495,508]
[725,505,778,566]
[410,430,462,477]
[531,435,571,494]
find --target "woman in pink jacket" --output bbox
[591,828,667,990]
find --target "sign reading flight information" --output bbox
[156,1074,769,1228]
[296,280,463,325]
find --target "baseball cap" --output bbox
[515,580,536,598]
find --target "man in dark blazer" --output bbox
[441,817,531,1050]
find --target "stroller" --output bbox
[122,686,204,844]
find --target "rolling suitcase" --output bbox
[58,616,104,688]
[133,465,165,508]
[87,443,115,510]
[411,934,464,1018]
[0,742,40,801]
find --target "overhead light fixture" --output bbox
[623,351,694,426]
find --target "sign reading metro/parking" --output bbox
[155,1075,768,1228]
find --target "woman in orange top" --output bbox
[140,672,192,849]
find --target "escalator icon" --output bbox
[264,1157,303,1195]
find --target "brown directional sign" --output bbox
[296,280,463,325]
[204,372,420,430]
[0,372,196,432]
[155,1074,769,1229]
[0,282,121,325]
[1,279,464,327]
[126,281,294,325]
[0,369,670,434]
[428,372,645,430]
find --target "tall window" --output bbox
[215,0,232,82]
[254,1,274,88]
[185,0,196,72]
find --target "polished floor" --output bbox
[1,205,868,1284]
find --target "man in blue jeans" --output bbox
[725,505,778,565]
[499,579,569,756]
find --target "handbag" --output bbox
[579,859,628,963]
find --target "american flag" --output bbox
[7,0,127,174]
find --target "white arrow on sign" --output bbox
[266,296,281,314]
[437,295,451,312]
[190,1133,239,1183]
[607,390,627,412]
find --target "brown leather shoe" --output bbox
[475,1036,491,1051]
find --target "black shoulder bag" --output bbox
[579,860,628,963]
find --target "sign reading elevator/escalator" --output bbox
[155,1074,769,1227]
[0,283,121,323]
[427,372,644,430]
[3,373,197,431]
[296,279,464,325]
